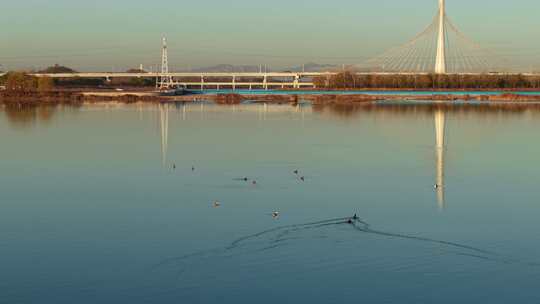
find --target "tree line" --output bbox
[313,72,540,89]
[0,72,54,92]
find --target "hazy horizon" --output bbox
[1,0,539,72]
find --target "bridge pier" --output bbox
[232,75,236,90]
[201,76,204,90]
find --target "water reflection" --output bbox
[159,103,169,167]
[312,102,540,119]
[435,109,446,209]
[5,101,540,130]
[1,104,57,129]
[311,102,540,209]
[5,102,540,205]
[5,101,540,303]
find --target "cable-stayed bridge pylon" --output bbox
[358,0,504,74]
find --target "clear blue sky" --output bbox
[1,0,539,71]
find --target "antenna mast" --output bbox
[159,37,173,89]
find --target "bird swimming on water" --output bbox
[233,177,249,182]
[300,176,305,182]
[272,211,280,218]
[293,170,299,175]
[213,201,221,208]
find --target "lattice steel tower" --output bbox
[159,37,173,89]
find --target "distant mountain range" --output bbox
[287,63,338,72]
[189,63,338,73]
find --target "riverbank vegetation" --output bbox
[313,72,540,90]
[0,72,54,92]
[0,72,80,104]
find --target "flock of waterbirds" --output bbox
[158,162,538,272]
[170,162,307,219]
[168,162,441,220]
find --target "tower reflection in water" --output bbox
[159,103,169,167]
[434,109,446,210]
[155,102,449,208]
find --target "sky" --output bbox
[1,0,539,71]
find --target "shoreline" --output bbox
[3,89,540,106]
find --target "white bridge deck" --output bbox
[29,72,331,89]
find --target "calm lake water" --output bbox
[2,101,540,303]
